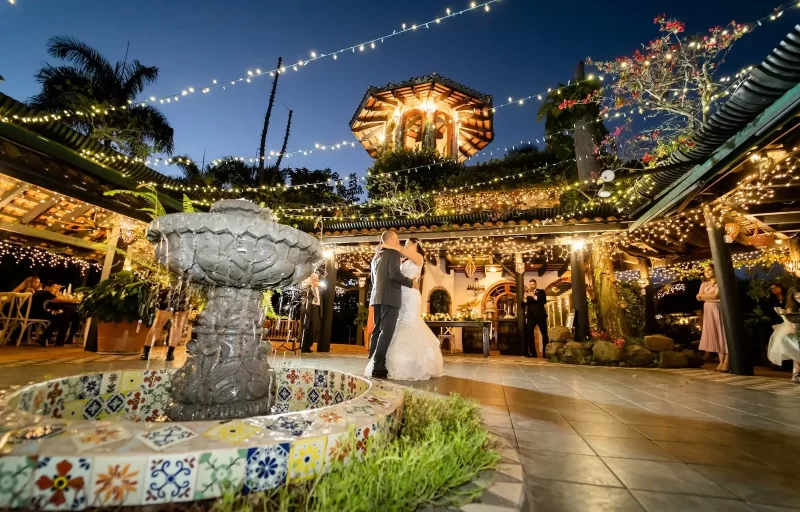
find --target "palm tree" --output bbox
[29,36,174,157]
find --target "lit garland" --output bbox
[614,249,790,282]
[0,1,500,121]
[432,185,563,215]
[0,241,100,275]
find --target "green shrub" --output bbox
[77,271,155,324]
[214,391,499,512]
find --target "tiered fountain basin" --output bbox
[0,368,404,510]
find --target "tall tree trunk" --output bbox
[258,56,282,186]
[573,61,601,190]
[590,245,625,338]
[272,109,293,183]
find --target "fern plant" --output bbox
[104,184,165,219]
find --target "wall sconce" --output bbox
[485,264,502,273]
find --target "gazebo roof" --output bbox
[349,73,494,161]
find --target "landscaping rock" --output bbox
[623,345,654,367]
[592,340,621,363]
[545,342,564,359]
[582,341,596,351]
[659,350,689,368]
[683,349,705,368]
[644,335,675,352]
[549,326,573,342]
[559,341,592,365]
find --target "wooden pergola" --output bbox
[350,74,494,162]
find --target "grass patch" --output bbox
[215,390,500,512]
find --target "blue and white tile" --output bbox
[242,444,289,494]
[77,375,102,400]
[99,372,121,395]
[143,454,198,504]
[138,424,197,451]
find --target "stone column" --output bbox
[704,206,753,375]
[570,245,591,341]
[319,253,336,352]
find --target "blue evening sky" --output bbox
[0,0,795,180]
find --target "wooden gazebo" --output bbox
[349,74,494,162]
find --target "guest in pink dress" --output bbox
[697,265,729,372]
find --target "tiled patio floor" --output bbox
[1,344,799,512]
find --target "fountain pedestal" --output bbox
[146,199,322,421]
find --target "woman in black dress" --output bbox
[141,287,192,361]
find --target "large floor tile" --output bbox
[514,431,594,455]
[632,425,716,443]
[512,417,577,434]
[691,464,800,507]
[582,436,678,461]
[518,451,622,487]
[558,410,623,424]
[525,478,644,512]
[655,441,768,468]
[602,458,734,498]
[631,490,761,512]
[568,421,645,439]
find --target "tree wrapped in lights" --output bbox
[589,15,751,163]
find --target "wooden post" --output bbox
[516,271,526,355]
[100,219,121,281]
[319,253,336,352]
[356,284,367,346]
[704,206,753,375]
[638,258,659,335]
[570,245,591,341]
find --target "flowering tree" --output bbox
[589,15,751,164]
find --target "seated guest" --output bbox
[12,276,41,294]
[31,281,79,346]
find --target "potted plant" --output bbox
[78,271,155,354]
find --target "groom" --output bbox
[369,230,419,378]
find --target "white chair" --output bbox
[0,292,15,345]
[10,293,49,346]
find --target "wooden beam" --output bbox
[0,221,106,251]
[557,262,570,277]
[0,183,29,208]
[61,203,93,224]
[20,198,57,224]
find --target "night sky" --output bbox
[0,0,795,180]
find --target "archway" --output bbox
[428,287,452,315]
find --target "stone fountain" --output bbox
[145,199,322,421]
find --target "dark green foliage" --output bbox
[29,36,174,157]
[77,271,155,324]
[536,79,607,160]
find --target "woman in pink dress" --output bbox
[697,265,729,371]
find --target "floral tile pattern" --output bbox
[31,456,91,511]
[123,391,147,415]
[266,417,313,437]
[87,456,146,507]
[326,431,354,467]
[77,375,101,400]
[82,396,104,420]
[242,444,289,494]
[0,456,36,509]
[72,426,131,452]
[143,455,197,504]
[138,425,197,451]
[288,436,327,482]
[356,423,379,457]
[194,449,246,500]
[99,372,120,395]
[203,421,262,444]
[61,378,82,403]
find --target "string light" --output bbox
[0,241,100,275]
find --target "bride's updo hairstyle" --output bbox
[409,238,425,278]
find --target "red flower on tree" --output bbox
[36,460,85,507]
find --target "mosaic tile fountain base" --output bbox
[0,367,403,510]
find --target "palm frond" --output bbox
[121,60,159,98]
[46,36,114,79]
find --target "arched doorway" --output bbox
[482,281,517,318]
[432,110,455,157]
[428,287,452,315]
[402,109,425,151]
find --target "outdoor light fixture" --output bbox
[598,184,612,198]
[571,239,585,250]
[358,276,367,288]
[485,264,502,273]
[322,248,335,259]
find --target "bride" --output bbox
[365,237,444,381]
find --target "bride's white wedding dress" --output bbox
[365,259,444,381]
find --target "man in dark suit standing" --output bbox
[369,230,419,378]
[524,278,549,357]
[300,273,322,353]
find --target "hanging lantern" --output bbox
[750,229,774,250]
[514,253,525,274]
[358,276,367,288]
[465,256,477,278]
[724,222,740,243]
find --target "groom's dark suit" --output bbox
[369,248,414,376]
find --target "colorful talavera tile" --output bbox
[72,425,131,452]
[99,372,120,395]
[31,456,91,511]
[333,391,345,404]
[87,456,146,507]
[61,399,87,420]
[325,371,338,390]
[325,431,354,467]
[138,424,196,451]
[143,454,197,504]
[194,449,246,500]
[98,393,126,420]
[119,370,143,393]
[124,391,147,414]
[272,403,290,414]
[306,387,320,406]
[276,385,292,403]
[299,370,315,387]
[283,368,301,386]
[242,444,289,494]
[288,436,327,481]
[0,455,36,509]
[318,387,335,406]
[203,421,262,444]
[82,395,105,420]
[78,375,102,400]
[293,387,307,403]
[142,369,165,390]
[17,389,33,412]
[316,410,345,425]
[31,387,48,414]
[61,377,82,402]
[265,416,313,437]
[356,423,379,457]
[345,403,374,416]
[365,396,392,409]
[313,370,328,388]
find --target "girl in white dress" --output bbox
[365,238,444,381]
[767,289,800,384]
